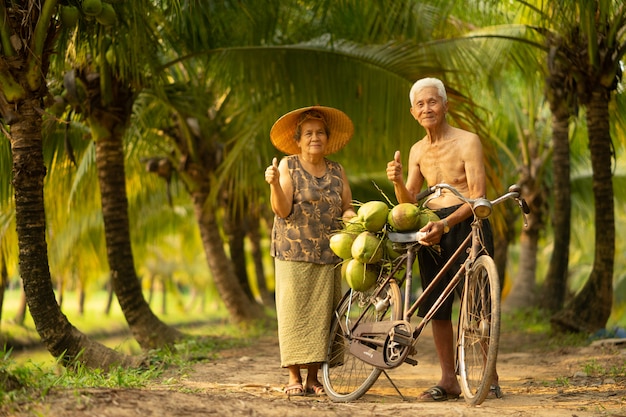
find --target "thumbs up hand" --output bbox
[265,157,280,185]
[386,151,403,184]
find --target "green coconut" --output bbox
[60,5,80,27]
[329,231,357,260]
[351,231,383,264]
[417,209,440,228]
[95,3,117,25]
[387,203,420,231]
[384,238,401,260]
[82,0,103,16]
[357,201,389,233]
[344,217,365,234]
[345,259,379,292]
[340,259,350,281]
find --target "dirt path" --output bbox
[8,327,626,417]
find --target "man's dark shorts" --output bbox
[416,205,495,320]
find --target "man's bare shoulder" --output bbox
[410,136,429,153]
[450,126,479,141]
[450,127,482,154]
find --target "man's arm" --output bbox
[387,146,425,204]
[463,133,487,200]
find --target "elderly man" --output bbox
[386,77,500,402]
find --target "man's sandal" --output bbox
[417,385,460,402]
[488,384,503,399]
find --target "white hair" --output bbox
[409,78,447,105]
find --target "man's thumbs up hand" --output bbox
[387,151,403,184]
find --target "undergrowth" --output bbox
[0,323,265,413]
[500,307,589,349]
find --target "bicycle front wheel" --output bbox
[322,280,402,402]
[457,255,501,405]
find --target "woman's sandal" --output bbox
[305,383,325,396]
[284,382,304,397]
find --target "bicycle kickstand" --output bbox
[381,370,407,401]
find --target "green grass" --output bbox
[499,307,590,350]
[580,358,626,379]
[0,332,256,412]
[0,288,274,412]
[0,287,271,364]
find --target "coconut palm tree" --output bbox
[541,29,576,313]
[41,0,186,348]
[460,0,625,330]
[0,0,136,369]
[131,84,267,323]
[519,0,626,332]
[487,78,552,310]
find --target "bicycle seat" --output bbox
[387,231,426,243]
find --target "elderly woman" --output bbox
[265,106,356,396]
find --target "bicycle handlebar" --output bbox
[416,183,530,215]
[415,185,438,201]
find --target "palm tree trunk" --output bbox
[93,118,183,348]
[247,207,275,307]
[503,181,542,310]
[502,110,546,311]
[13,287,26,325]
[104,280,114,315]
[504,233,538,310]
[10,98,135,369]
[78,280,86,316]
[161,276,168,315]
[493,203,517,291]
[191,187,264,323]
[551,89,614,332]
[542,70,572,313]
[56,275,64,308]
[224,207,254,301]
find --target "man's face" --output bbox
[410,87,448,129]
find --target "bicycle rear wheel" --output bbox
[322,280,402,402]
[457,255,501,405]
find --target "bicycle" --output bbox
[321,183,529,404]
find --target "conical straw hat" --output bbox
[269,106,354,155]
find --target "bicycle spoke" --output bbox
[458,255,501,405]
[322,281,402,402]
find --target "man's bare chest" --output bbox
[420,145,448,166]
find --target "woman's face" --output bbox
[297,119,328,155]
[409,86,448,130]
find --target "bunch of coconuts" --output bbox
[59,0,118,27]
[330,201,439,292]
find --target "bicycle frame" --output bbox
[347,184,528,369]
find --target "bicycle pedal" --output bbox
[392,327,411,337]
[390,330,413,347]
[403,357,418,366]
